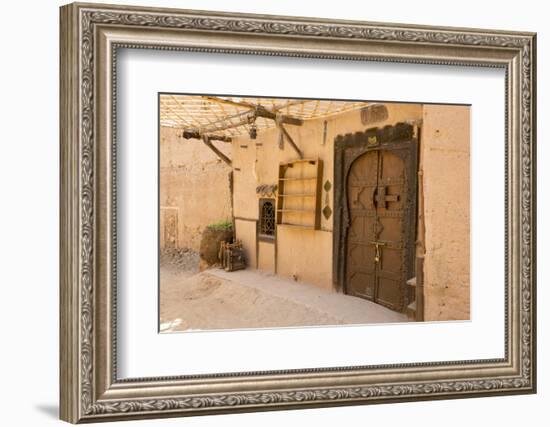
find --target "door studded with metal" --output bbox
[333,123,418,313]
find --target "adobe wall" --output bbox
[163,101,471,321]
[232,103,423,290]
[159,126,232,251]
[420,105,471,321]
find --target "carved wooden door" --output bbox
[345,146,414,312]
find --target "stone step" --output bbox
[406,300,416,320]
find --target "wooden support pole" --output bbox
[278,123,303,159]
[201,136,232,166]
[416,255,425,322]
[180,130,233,166]
[416,168,426,321]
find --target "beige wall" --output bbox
[232,103,422,290]
[258,241,275,273]
[160,126,232,251]
[234,218,257,268]
[161,101,471,321]
[420,105,471,321]
[276,227,333,290]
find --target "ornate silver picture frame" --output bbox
[60,2,536,423]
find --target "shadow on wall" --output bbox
[34,404,58,419]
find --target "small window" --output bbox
[259,199,275,239]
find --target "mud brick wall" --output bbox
[159,126,232,251]
[420,105,471,321]
[232,103,423,290]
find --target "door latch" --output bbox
[369,240,387,263]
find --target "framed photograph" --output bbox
[60,2,537,423]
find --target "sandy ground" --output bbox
[159,252,408,332]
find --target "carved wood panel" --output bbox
[346,149,410,311]
[334,123,418,313]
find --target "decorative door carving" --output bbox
[333,123,417,312]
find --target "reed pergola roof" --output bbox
[160,94,369,139]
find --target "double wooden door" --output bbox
[344,142,416,312]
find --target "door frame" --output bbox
[333,122,419,309]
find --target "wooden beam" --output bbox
[277,123,303,159]
[180,131,232,165]
[182,130,232,143]
[199,115,252,135]
[201,135,232,166]
[200,110,251,132]
[256,105,303,126]
[203,95,255,110]
[204,96,303,126]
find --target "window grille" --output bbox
[259,199,275,238]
